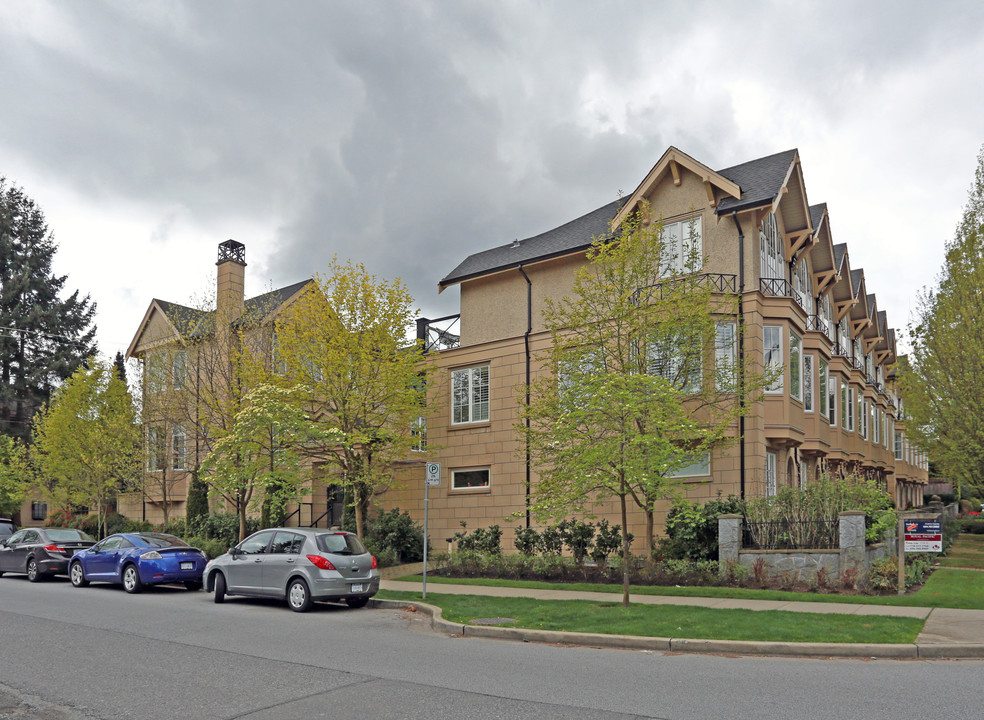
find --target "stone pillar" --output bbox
[839,511,867,581]
[718,514,742,580]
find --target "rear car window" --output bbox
[316,533,367,555]
[139,533,188,548]
[46,529,95,542]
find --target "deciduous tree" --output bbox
[901,145,984,496]
[0,435,28,516]
[32,360,140,536]
[272,259,427,538]
[520,204,766,605]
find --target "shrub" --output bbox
[187,513,260,547]
[453,523,503,555]
[182,536,228,559]
[538,525,564,555]
[559,519,594,564]
[590,520,627,564]
[661,494,743,561]
[513,527,540,556]
[363,508,428,563]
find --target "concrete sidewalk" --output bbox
[376,574,984,659]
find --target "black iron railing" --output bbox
[742,519,840,550]
[833,342,850,357]
[806,315,829,335]
[416,314,461,352]
[760,277,793,298]
[631,273,737,305]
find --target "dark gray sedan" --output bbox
[0,527,96,581]
[204,528,380,612]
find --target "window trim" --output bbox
[789,331,802,402]
[451,365,490,425]
[450,467,491,492]
[764,325,783,394]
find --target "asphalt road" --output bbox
[1,575,984,720]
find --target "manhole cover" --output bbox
[470,617,518,625]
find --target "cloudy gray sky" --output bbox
[1,0,981,357]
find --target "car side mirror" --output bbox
[229,546,239,556]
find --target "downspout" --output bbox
[731,212,746,499]
[518,264,533,528]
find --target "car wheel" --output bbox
[345,597,369,609]
[213,573,226,604]
[26,558,40,582]
[122,564,143,594]
[70,561,88,588]
[286,578,312,613]
[184,580,203,591]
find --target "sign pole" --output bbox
[422,480,429,600]
[422,462,441,601]
[897,514,905,596]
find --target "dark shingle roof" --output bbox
[851,269,865,298]
[833,243,847,271]
[715,149,798,214]
[440,148,798,287]
[866,293,876,317]
[157,279,312,339]
[439,199,622,287]
[809,203,827,234]
[878,310,888,336]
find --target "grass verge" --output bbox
[377,590,923,644]
[395,567,984,609]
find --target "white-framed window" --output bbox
[793,258,814,315]
[172,350,187,390]
[895,430,903,460]
[451,468,490,491]
[171,425,186,471]
[766,451,777,497]
[859,397,867,439]
[820,293,835,342]
[647,334,701,393]
[799,460,808,489]
[789,332,802,402]
[803,354,814,412]
[828,372,837,427]
[411,416,426,452]
[853,337,863,365]
[849,387,856,432]
[451,365,489,424]
[837,317,850,355]
[818,357,829,419]
[147,426,165,471]
[667,453,711,479]
[764,325,783,393]
[714,321,737,390]
[660,215,703,277]
[760,212,784,280]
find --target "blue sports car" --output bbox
[69,532,206,593]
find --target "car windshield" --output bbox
[138,533,188,548]
[316,533,366,556]
[45,529,94,542]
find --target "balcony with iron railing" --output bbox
[759,278,812,314]
[805,315,829,336]
[632,273,738,305]
[416,314,461,353]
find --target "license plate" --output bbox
[351,583,364,593]
[181,562,194,570]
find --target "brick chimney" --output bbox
[216,239,246,323]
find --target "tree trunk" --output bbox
[645,508,655,563]
[620,478,630,607]
[238,498,248,541]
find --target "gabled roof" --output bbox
[851,269,866,300]
[442,147,805,289]
[439,199,622,288]
[810,203,827,234]
[127,279,313,359]
[715,149,799,214]
[833,243,847,272]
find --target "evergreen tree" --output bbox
[113,351,128,385]
[0,178,97,441]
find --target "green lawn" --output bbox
[377,590,923,644]
[939,533,984,570]
[393,535,984,611]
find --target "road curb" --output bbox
[369,598,984,659]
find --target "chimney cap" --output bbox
[217,239,246,266]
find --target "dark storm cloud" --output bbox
[2,0,983,332]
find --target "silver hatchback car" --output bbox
[204,528,380,612]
